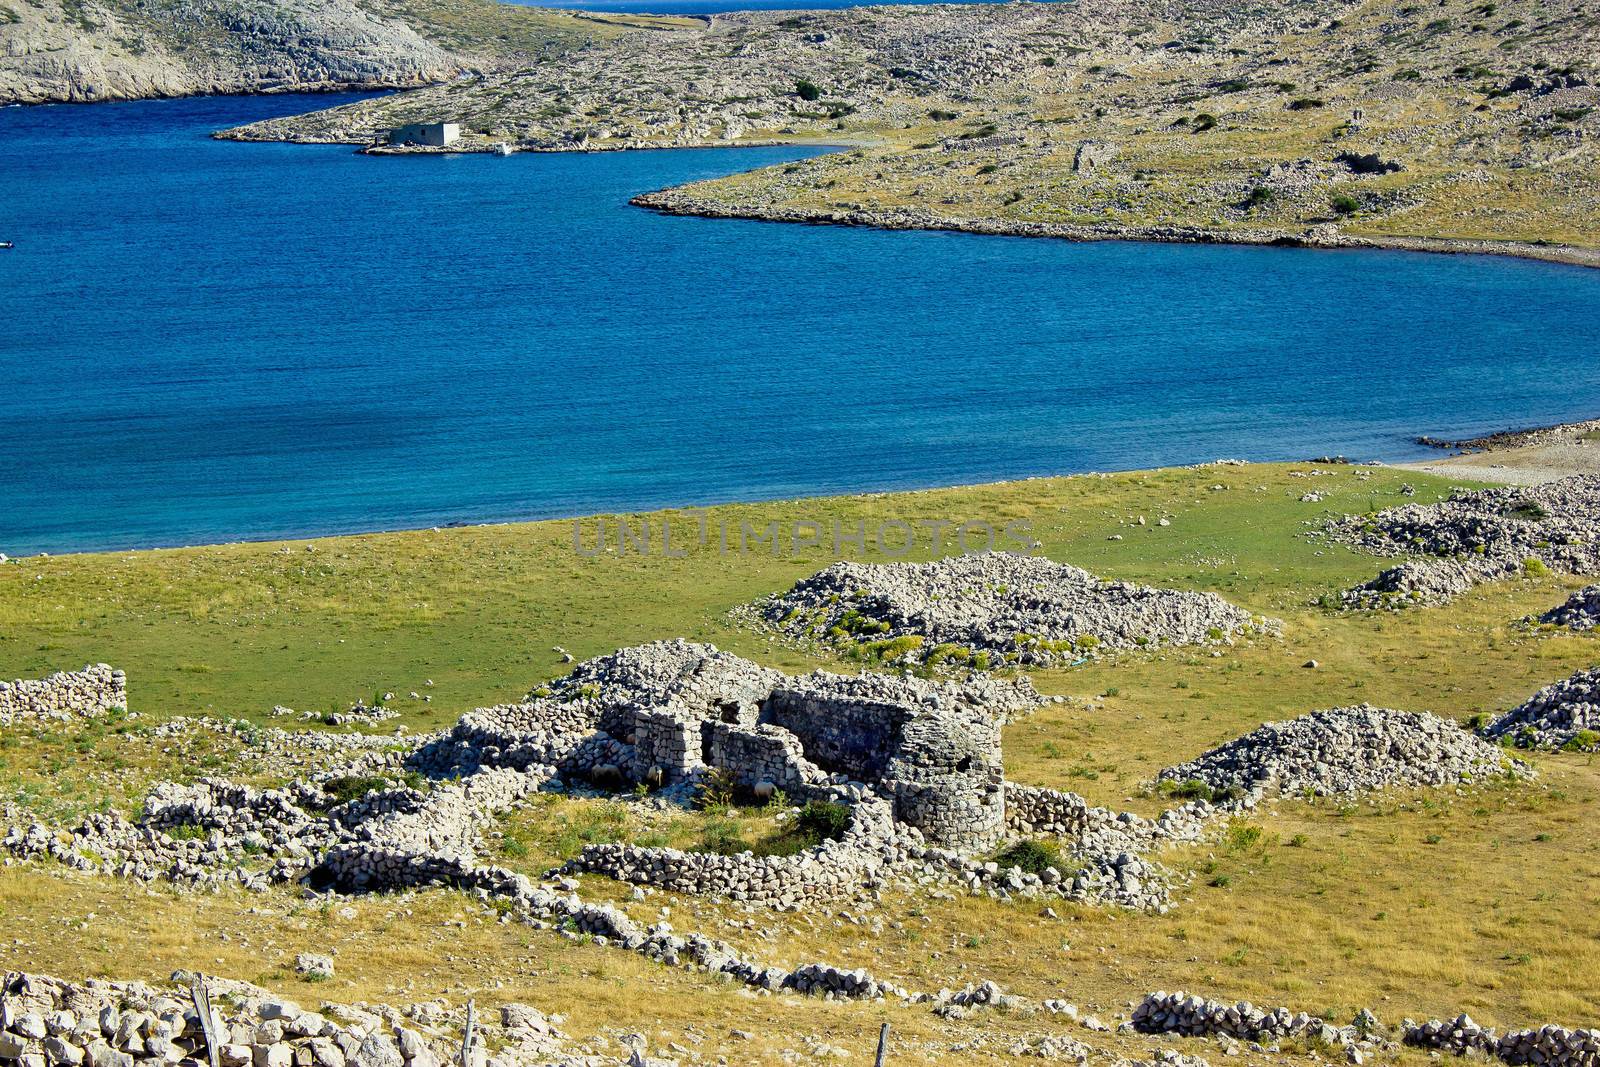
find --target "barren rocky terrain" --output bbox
[216,0,1600,257]
[0,0,687,104]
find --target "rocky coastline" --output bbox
[628,189,1600,271]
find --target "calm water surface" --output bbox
[519,0,1053,13]
[3,93,1599,555]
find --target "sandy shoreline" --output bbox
[630,189,1600,271]
[1394,418,1600,485]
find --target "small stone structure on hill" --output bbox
[415,640,1040,853]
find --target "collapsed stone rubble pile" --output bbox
[1535,586,1600,631]
[757,552,1271,667]
[0,970,585,1067]
[1328,476,1600,607]
[1339,560,1479,611]
[1158,705,1526,798]
[1483,667,1600,751]
[0,664,125,726]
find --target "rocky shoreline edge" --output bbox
[628,189,1600,271]
[1416,417,1600,453]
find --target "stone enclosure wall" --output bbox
[0,664,125,726]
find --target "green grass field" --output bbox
[3,461,1598,1060]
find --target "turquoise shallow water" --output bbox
[2,93,1599,555]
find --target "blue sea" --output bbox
[525,0,1041,12]
[2,93,1599,556]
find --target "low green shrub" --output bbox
[321,771,424,806]
[1562,729,1600,751]
[993,839,1061,875]
[796,800,852,841]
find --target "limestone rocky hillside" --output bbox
[0,0,689,104]
[223,0,1600,252]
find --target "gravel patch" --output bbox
[754,552,1271,668]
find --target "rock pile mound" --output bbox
[1483,667,1600,751]
[757,552,1267,667]
[1158,705,1524,797]
[1341,560,1478,610]
[1535,586,1600,631]
[1328,476,1600,607]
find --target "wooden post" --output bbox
[459,999,477,1067]
[190,973,221,1067]
[873,1022,890,1067]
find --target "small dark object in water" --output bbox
[0,241,13,250]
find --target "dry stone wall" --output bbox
[1406,1015,1600,1067]
[564,795,913,908]
[1124,990,1600,1067]
[1133,991,1377,1048]
[0,970,581,1067]
[0,664,125,726]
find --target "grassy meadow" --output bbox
[2,461,1598,1060]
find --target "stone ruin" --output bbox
[1,646,1216,933]
[414,640,1041,854]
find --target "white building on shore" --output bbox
[387,122,460,147]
